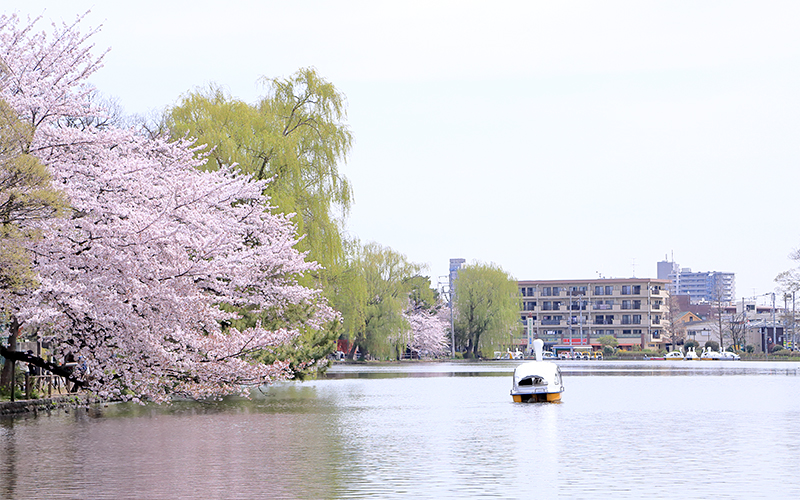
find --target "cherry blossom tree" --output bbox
[403,303,450,358]
[0,13,336,402]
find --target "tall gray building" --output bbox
[657,260,735,304]
[449,258,466,297]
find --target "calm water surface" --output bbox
[2,360,799,499]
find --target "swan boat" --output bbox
[510,339,564,403]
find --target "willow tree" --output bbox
[333,242,429,360]
[166,69,353,373]
[453,262,521,358]
[166,68,353,283]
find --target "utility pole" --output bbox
[439,276,455,358]
[772,292,777,355]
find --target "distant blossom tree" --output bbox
[0,13,336,402]
[402,303,449,358]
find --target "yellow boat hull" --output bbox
[512,392,561,403]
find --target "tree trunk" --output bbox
[347,342,358,360]
[1,317,21,397]
[0,346,84,389]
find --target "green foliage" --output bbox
[221,300,340,380]
[704,340,720,351]
[745,345,754,353]
[166,68,353,281]
[166,69,354,371]
[0,99,68,294]
[331,241,431,360]
[602,345,615,356]
[684,340,700,350]
[771,344,784,353]
[257,326,339,380]
[453,262,520,358]
[598,335,619,348]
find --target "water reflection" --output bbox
[1,361,799,499]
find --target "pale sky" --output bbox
[7,1,800,301]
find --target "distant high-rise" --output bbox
[657,260,735,304]
[449,258,466,296]
[657,260,678,281]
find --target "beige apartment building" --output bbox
[517,278,671,353]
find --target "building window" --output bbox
[632,314,642,324]
[570,300,588,311]
[652,300,661,310]
[594,300,613,310]
[542,315,562,325]
[524,301,536,311]
[652,330,661,339]
[520,287,537,297]
[542,287,551,296]
[622,315,631,325]
[652,315,661,325]
[621,285,641,295]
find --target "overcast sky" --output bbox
[7,1,800,301]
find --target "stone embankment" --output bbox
[0,396,81,416]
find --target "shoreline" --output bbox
[0,395,85,417]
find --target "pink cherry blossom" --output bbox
[403,302,450,358]
[1,13,336,402]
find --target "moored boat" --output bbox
[701,347,741,360]
[510,339,564,403]
[719,351,741,360]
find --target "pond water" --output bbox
[2,360,800,499]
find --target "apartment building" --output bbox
[517,278,671,353]
[657,260,735,304]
